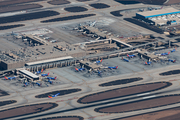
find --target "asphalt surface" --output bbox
[41,14,96,23]
[1,0,180,119]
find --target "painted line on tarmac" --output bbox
[142,95,156,99]
[137,92,150,96]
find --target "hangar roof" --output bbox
[136,7,180,18]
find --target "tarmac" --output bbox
[1,0,180,120]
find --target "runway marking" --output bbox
[142,95,156,99]
[137,92,150,96]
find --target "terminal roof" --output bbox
[19,69,39,78]
[137,8,180,18]
[26,56,73,66]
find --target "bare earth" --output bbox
[98,95,180,113]
[0,103,57,119]
[80,82,168,103]
[118,106,180,120]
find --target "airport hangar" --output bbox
[136,7,180,26]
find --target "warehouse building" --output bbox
[136,7,180,26]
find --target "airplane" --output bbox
[36,82,42,86]
[127,54,136,58]
[47,80,53,84]
[24,82,29,87]
[50,40,57,43]
[161,52,170,56]
[48,93,60,98]
[171,48,177,52]
[168,59,176,63]
[144,62,152,65]
[122,57,129,62]
[75,67,85,72]
[94,59,103,64]
[44,37,49,40]
[108,66,118,69]
[35,69,44,74]
[97,71,102,77]
[41,73,50,77]
[4,76,17,80]
[47,76,57,80]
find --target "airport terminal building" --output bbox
[136,7,180,26]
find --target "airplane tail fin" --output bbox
[122,57,123,59]
[173,60,176,63]
[168,52,170,54]
[116,66,118,69]
[48,96,52,98]
[145,62,147,64]
[41,69,44,73]
[127,54,129,57]
[54,77,57,80]
[4,76,8,80]
[175,47,177,50]
[47,73,50,75]
[100,59,103,62]
[75,68,78,71]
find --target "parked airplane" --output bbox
[41,73,50,77]
[98,71,102,77]
[171,48,177,52]
[108,66,118,69]
[48,93,60,98]
[168,59,176,63]
[35,69,44,74]
[36,82,42,86]
[47,80,53,84]
[161,52,170,56]
[44,37,49,40]
[127,54,136,58]
[144,62,152,65]
[4,76,17,80]
[122,57,129,62]
[24,82,29,87]
[94,59,103,64]
[75,67,85,72]
[47,76,57,80]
